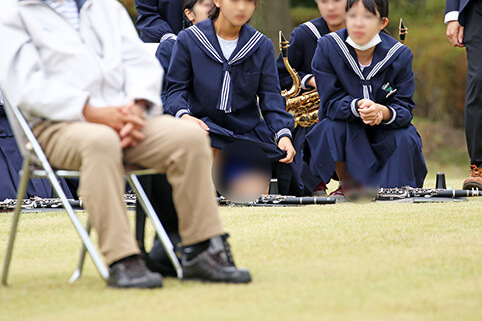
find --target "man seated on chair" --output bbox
[0,0,251,288]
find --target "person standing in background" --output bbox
[445,0,482,190]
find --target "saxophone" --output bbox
[279,31,320,128]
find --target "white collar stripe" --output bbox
[230,32,262,64]
[330,33,364,79]
[304,22,322,39]
[367,42,403,79]
[330,32,404,102]
[191,26,223,62]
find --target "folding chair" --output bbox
[1,89,182,286]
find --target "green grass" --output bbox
[1,181,482,320]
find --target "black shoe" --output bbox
[181,234,251,284]
[144,232,183,277]
[108,255,163,289]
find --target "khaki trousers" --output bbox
[34,115,223,265]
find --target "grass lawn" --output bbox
[1,168,481,321]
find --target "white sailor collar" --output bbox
[328,29,406,100]
[185,19,265,113]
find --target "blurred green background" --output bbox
[119,0,470,172]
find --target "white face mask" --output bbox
[346,33,382,51]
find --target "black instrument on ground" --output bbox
[217,195,336,206]
[376,187,481,201]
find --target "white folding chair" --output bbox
[1,89,182,286]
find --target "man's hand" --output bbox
[446,20,465,47]
[278,136,296,164]
[118,103,147,148]
[180,114,210,133]
[83,101,146,148]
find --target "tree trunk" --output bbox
[251,0,293,55]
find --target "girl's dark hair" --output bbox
[209,0,259,21]
[182,0,211,29]
[346,0,389,19]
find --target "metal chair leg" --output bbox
[69,220,91,283]
[126,173,183,279]
[2,159,32,286]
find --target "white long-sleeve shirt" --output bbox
[0,0,163,124]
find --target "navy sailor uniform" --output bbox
[135,0,183,43]
[306,29,427,188]
[165,19,295,193]
[276,17,330,91]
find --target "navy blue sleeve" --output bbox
[445,0,460,14]
[259,40,295,141]
[135,0,173,42]
[164,33,192,117]
[382,49,415,129]
[312,39,360,122]
[155,40,175,104]
[276,27,309,91]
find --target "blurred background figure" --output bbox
[213,142,271,203]
[445,0,482,190]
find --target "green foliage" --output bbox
[118,0,138,22]
[292,0,317,7]
[290,7,320,26]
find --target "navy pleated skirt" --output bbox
[290,125,324,195]
[306,118,427,188]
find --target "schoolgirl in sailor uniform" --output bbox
[276,0,347,195]
[277,0,347,91]
[155,0,213,104]
[165,0,296,194]
[306,0,427,196]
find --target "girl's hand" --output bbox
[278,136,296,164]
[358,99,391,126]
[306,76,317,89]
[181,114,210,133]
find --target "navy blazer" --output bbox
[312,29,415,129]
[445,0,470,25]
[276,17,330,91]
[135,0,183,42]
[165,19,293,138]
